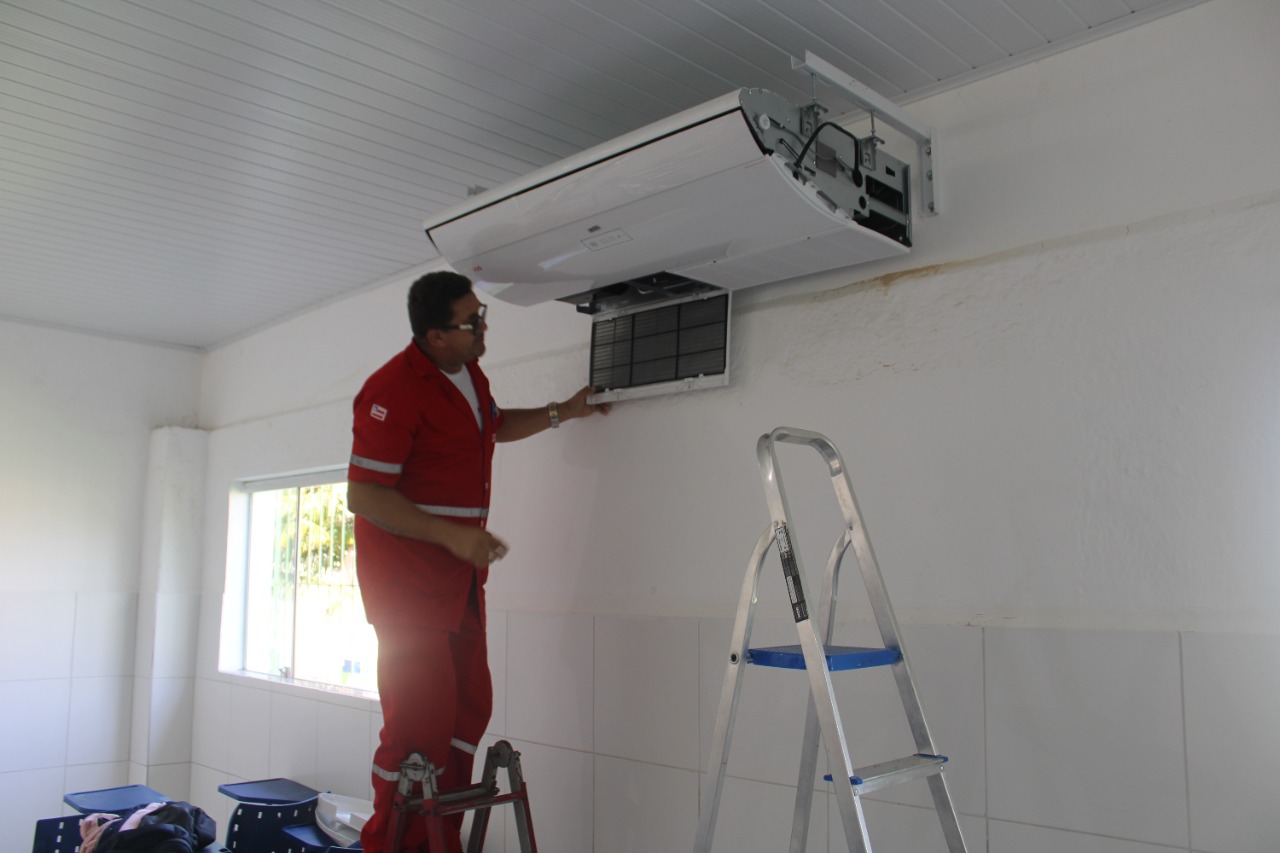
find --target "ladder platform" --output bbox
[747,644,901,671]
[824,753,949,795]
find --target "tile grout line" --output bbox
[591,612,596,853]
[981,625,989,853]
[1179,632,1192,852]
[64,591,81,799]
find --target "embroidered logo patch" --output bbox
[370,404,388,422]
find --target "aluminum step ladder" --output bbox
[695,427,968,853]
[390,739,538,853]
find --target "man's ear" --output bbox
[413,332,439,354]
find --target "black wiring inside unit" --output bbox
[791,121,862,177]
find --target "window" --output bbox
[238,473,378,693]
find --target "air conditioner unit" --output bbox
[423,87,913,311]
[424,59,933,402]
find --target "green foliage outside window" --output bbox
[245,479,377,692]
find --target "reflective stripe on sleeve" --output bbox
[450,738,478,755]
[350,454,403,475]
[372,762,400,782]
[416,504,489,519]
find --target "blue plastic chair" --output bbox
[225,794,327,850]
[219,777,359,852]
[31,816,81,853]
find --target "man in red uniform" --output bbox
[347,271,607,853]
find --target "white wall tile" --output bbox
[699,616,816,786]
[830,621,985,815]
[986,627,1187,847]
[0,592,74,680]
[66,676,131,765]
[269,691,319,788]
[1184,631,1280,853]
[196,592,228,681]
[0,766,65,853]
[227,683,272,781]
[901,623,986,815]
[316,700,374,798]
[0,678,69,772]
[152,591,201,678]
[147,761,191,801]
[488,609,508,737]
[707,775,828,853]
[148,676,195,765]
[594,755,698,853]
[191,677,231,770]
[134,593,158,680]
[504,740,592,853]
[63,761,129,799]
[990,818,1186,853]
[189,761,233,831]
[834,799,987,853]
[595,615,699,770]
[72,591,137,677]
[131,677,152,765]
[507,612,593,751]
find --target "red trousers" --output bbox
[360,595,492,853]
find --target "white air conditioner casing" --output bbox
[423,89,911,307]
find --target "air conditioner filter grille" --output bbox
[590,293,729,392]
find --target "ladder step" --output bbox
[746,644,901,671]
[823,754,949,795]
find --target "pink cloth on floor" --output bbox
[79,813,120,853]
[79,801,167,853]
[120,801,167,831]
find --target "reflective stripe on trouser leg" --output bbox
[360,593,492,853]
[450,738,478,755]
[371,762,399,783]
[415,503,489,519]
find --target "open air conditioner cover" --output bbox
[423,89,911,306]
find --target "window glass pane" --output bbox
[293,484,378,691]
[245,487,298,677]
[239,479,378,692]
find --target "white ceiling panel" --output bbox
[0,0,1208,349]
[1061,0,1134,28]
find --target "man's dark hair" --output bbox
[408,271,473,337]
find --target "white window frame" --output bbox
[221,467,378,699]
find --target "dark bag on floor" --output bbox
[94,802,217,853]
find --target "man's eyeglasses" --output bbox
[438,303,487,333]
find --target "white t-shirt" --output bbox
[444,366,482,430]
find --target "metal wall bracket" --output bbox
[792,51,940,216]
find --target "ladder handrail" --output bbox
[694,526,776,852]
[762,427,941,753]
[698,427,968,853]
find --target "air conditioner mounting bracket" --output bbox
[792,51,940,216]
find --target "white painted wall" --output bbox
[0,321,200,851]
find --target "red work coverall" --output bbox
[349,341,503,853]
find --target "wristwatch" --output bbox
[548,401,560,428]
